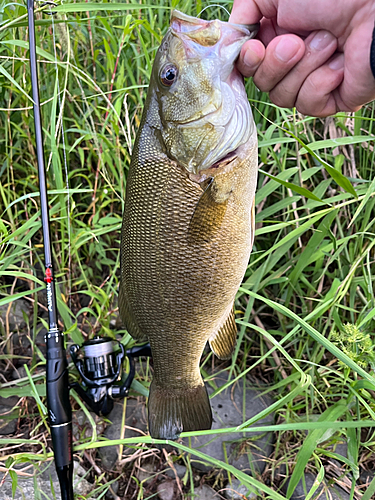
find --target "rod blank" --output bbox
[27,2,74,498]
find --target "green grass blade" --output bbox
[259,168,324,203]
[286,401,347,498]
[304,465,324,500]
[361,476,375,500]
[53,3,172,13]
[0,63,34,102]
[240,290,375,389]
[299,135,375,154]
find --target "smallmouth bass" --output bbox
[119,10,258,440]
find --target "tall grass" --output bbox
[0,0,375,498]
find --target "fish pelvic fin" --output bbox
[209,305,237,360]
[148,381,212,440]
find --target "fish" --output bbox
[119,10,259,440]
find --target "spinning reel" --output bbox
[70,337,151,416]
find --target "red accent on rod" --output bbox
[45,267,53,283]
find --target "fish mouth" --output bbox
[170,10,259,46]
[170,10,257,77]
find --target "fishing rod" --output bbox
[27,4,152,499]
[27,1,74,498]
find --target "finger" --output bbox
[236,39,265,77]
[231,0,362,39]
[252,34,305,92]
[229,0,262,25]
[295,54,345,117]
[259,17,281,46]
[269,0,358,36]
[269,30,337,108]
[337,21,375,110]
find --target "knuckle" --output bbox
[270,84,297,108]
[296,95,333,117]
[269,91,288,108]
[305,73,322,95]
[253,73,273,93]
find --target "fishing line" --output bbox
[197,4,231,20]
[50,4,72,307]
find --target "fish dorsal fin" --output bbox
[188,176,232,243]
[209,305,237,360]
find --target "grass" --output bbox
[0,0,375,498]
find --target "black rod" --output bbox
[27,2,74,499]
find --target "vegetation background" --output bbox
[0,0,375,498]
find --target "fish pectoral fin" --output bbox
[209,305,237,360]
[188,177,230,243]
[118,287,148,343]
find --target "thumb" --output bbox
[229,0,263,25]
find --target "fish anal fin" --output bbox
[188,176,231,243]
[118,287,148,343]
[209,306,237,360]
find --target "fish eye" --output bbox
[160,64,178,87]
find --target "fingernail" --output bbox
[243,47,262,70]
[329,53,344,70]
[310,30,335,50]
[274,37,301,62]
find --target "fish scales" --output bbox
[119,10,259,440]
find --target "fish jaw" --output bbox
[170,10,254,74]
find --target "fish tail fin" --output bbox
[148,381,212,440]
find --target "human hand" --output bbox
[230,0,375,117]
